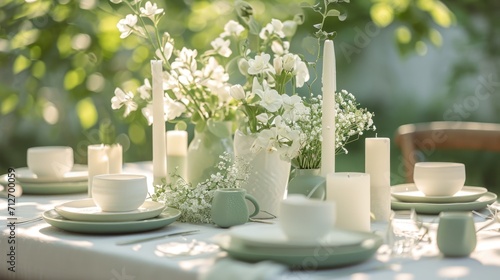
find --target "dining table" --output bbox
[1,162,500,280]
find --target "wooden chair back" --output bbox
[394,121,500,183]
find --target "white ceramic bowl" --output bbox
[279,194,335,241]
[92,174,148,212]
[27,146,74,178]
[413,162,465,197]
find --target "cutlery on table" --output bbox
[116,230,200,246]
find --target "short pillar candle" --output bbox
[326,172,371,232]
[87,144,109,197]
[166,130,188,183]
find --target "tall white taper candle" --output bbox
[321,40,336,176]
[151,60,167,185]
[365,137,391,221]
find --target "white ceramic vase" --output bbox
[233,130,291,219]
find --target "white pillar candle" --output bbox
[88,144,109,197]
[106,143,122,174]
[365,137,391,222]
[151,60,167,185]
[321,40,336,176]
[327,172,370,232]
[166,130,188,183]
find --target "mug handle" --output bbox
[307,179,326,200]
[245,194,260,218]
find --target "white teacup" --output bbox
[413,162,465,197]
[279,194,335,241]
[92,174,148,212]
[27,146,74,178]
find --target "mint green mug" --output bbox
[211,188,259,228]
[437,212,477,257]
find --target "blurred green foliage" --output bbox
[0,0,499,191]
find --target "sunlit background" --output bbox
[1,0,499,192]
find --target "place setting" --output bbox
[0,146,89,195]
[42,173,181,234]
[390,162,498,214]
[214,195,384,268]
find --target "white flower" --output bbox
[282,53,296,72]
[141,103,154,125]
[259,19,285,40]
[165,97,186,121]
[137,79,151,100]
[156,41,174,62]
[282,94,307,121]
[140,1,164,19]
[271,41,289,56]
[256,86,282,113]
[221,20,245,37]
[256,113,269,123]
[273,57,283,75]
[109,0,122,4]
[247,53,275,75]
[294,57,309,87]
[252,128,278,153]
[111,88,137,117]
[230,84,246,100]
[117,14,138,39]
[211,37,232,57]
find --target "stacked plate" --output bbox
[215,225,383,268]
[0,165,89,194]
[42,199,181,234]
[391,183,498,214]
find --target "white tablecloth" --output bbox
[1,162,500,280]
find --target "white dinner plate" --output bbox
[391,192,497,214]
[391,184,488,203]
[55,199,166,222]
[215,227,383,268]
[229,225,366,249]
[42,207,180,234]
[14,164,88,183]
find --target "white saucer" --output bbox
[391,184,487,203]
[15,164,88,183]
[229,225,368,249]
[55,199,165,222]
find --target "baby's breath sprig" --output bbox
[293,90,376,169]
[152,152,251,223]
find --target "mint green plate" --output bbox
[42,207,180,234]
[20,181,88,194]
[391,192,497,214]
[216,231,383,268]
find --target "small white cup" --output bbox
[92,174,147,212]
[279,194,335,241]
[413,162,465,196]
[27,146,74,178]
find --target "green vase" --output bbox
[187,121,233,187]
[287,169,326,200]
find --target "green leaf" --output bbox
[326,9,341,17]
